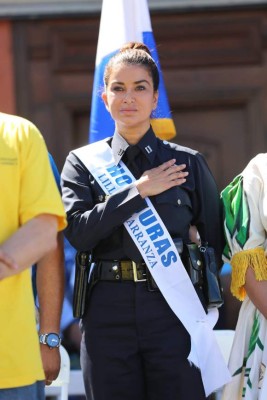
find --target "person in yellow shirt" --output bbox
[0,112,67,400]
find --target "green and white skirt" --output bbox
[222,297,267,399]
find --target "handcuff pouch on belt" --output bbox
[199,244,224,308]
[179,240,224,309]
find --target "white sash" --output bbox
[73,139,231,396]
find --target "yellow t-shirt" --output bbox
[0,112,67,389]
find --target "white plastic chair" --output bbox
[68,369,85,396]
[45,345,70,400]
[213,329,235,400]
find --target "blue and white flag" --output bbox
[89,0,176,143]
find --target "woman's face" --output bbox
[102,63,158,136]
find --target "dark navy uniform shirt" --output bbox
[61,127,224,265]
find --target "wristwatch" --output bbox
[39,332,61,349]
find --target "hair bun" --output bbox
[119,42,151,56]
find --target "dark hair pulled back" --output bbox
[103,41,159,91]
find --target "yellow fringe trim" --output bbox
[231,247,267,300]
[150,118,177,140]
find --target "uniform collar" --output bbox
[112,126,157,165]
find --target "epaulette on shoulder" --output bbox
[159,139,199,156]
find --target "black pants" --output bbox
[80,281,206,400]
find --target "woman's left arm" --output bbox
[245,267,267,318]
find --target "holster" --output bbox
[181,242,224,309]
[73,251,91,318]
[200,245,224,308]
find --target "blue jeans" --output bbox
[0,381,45,400]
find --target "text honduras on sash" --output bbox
[89,0,176,143]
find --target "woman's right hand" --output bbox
[135,159,188,198]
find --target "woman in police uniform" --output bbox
[61,42,225,400]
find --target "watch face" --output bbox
[46,333,60,348]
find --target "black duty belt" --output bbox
[92,260,159,291]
